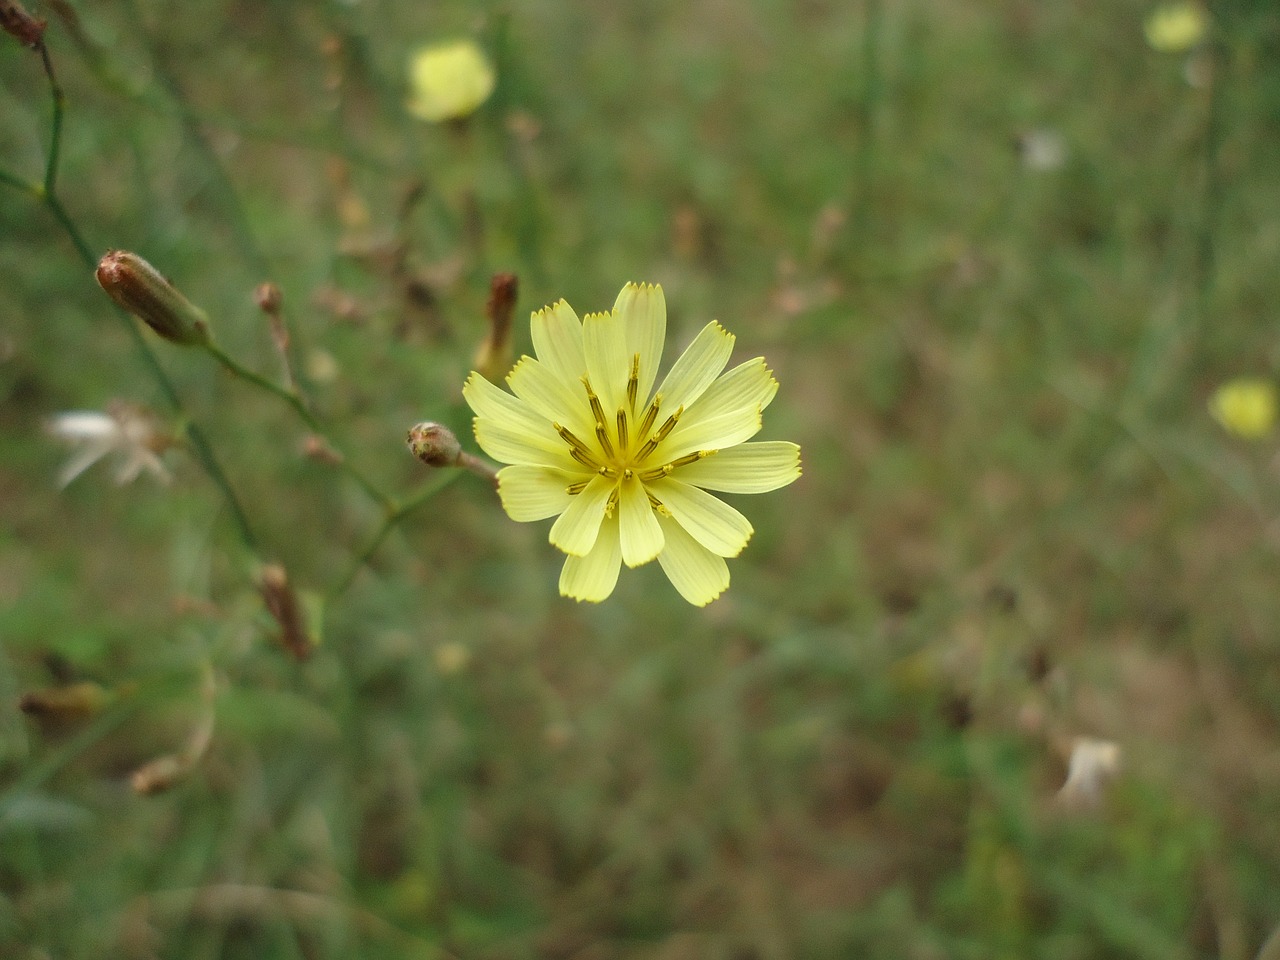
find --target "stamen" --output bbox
[666,451,707,469]
[616,408,629,453]
[569,448,598,469]
[554,422,597,462]
[638,464,674,482]
[598,465,620,479]
[627,354,640,412]
[647,491,671,516]
[634,405,683,462]
[595,423,616,460]
[582,377,608,430]
[565,479,590,495]
[636,393,662,440]
[605,488,619,518]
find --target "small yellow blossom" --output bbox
[464,283,802,606]
[406,39,495,122]
[1144,2,1209,53]
[1209,378,1277,439]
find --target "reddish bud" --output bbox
[1,0,46,47]
[96,250,210,346]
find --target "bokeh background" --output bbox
[3,0,1280,957]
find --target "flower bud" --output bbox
[1,0,46,47]
[407,421,461,467]
[254,281,283,315]
[474,272,518,382]
[96,250,210,346]
[406,39,496,123]
[19,681,108,724]
[257,563,313,661]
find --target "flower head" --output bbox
[46,402,173,488]
[407,39,495,123]
[464,283,801,605]
[1144,2,1209,53]
[1209,378,1276,439]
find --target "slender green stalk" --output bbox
[331,471,464,597]
[203,343,396,512]
[39,42,63,194]
[12,38,262,553]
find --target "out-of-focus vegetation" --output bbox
[3,0,1280,957]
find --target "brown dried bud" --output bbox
[254,281,283,316]
[407,421,461,467]
[258,563,313,661]
[96,250,211,346]
[1,0,46,47]
[474,272,518,382]
[19,681,107,724]
[130,753,187,795]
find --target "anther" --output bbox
[566,479,590,495]
[627,354,640,412]
[616,408,629,452]
[582,376,608,430]
[595,423,616,460]
[605,488,619,518]
[634,405,683,462]
[636,393,662,440]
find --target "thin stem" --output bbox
[203,342,396,512]
[330,471,464,597]
[38,41,63,194]
[10,39,261,552]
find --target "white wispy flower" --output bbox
[464,282,802,606]
[46,402,172,489]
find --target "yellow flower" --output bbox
[464,283,802,606]
[1209,378,1277,439]
[1144,2,1209,53]
[406,39,495,122]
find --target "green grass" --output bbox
[3,0,1280,956]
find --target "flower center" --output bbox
[553,353,714,507]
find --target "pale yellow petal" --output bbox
[613,282,666,406]
[559,514,622,602]
[686,358,778,422]
[496,465,585,521]
[530,300,586,385]
[548,474,613,556]
[653,405,763,465]
[582,309,630,414]
[506,355,595,437]
[474,419,573,469]
[655,513,729,606]
[674,442,802,494]
[648,477,753,558]
[618,474,664,567]
[652,321,735,414]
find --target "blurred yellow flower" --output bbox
[464,283,802,606]
[407,39,495,122]
[1144,2,1209,53]
[1209,378,1277,439]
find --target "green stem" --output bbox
[330,471,464,597]
[14,40,262,553]
[39,42,64,194]
[203,342,395,512]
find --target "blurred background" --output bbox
[3,0,1280,956]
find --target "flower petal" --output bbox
[655,513,729,606]
[582,309,631,414]
[653,321,735,414]
[613,282,666,407]
[648,477,753,558]
[674,442,802,494]
[474,419,574,469]
[560,514,622,602]
[497,464,585,521]
[549,474,614,556]
[685,358,779,422]
[530,300,586,385]
[652,405,763,465]
[618,474,664,567]
[506,355,595,437]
